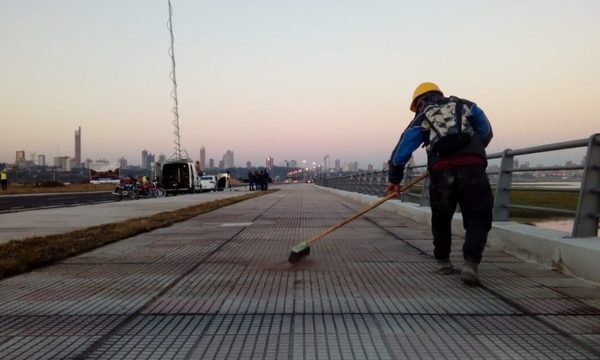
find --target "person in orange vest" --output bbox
[1,169,7,191]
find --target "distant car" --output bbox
[200,175,217,192]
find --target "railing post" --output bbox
[379,170,387,196]
[359,172,363,193]
[493,149,514,221]
[572,134,600,237]
[367,172,375,195]
[420,177,430,207]
[401,166,414,202]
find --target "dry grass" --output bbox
[2,183,115,195]
[0,189,278,279]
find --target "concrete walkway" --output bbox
[0,184,599,359]
[0,189,252,244]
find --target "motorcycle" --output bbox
[138,181,166,198]
[113,177,139,201]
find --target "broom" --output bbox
[288,172,429,263]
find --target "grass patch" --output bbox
[509,191,578,220]
[0,189,278,279]
[2,183,115,195]
[405,186,578,223]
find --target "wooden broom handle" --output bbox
[307,172,429,246]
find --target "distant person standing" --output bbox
[259,170,267,191]
[248,171,255,191]
[1,169,7,191]
[255,170,262,191]
[263,169,269,190]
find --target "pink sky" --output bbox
[1,1,598,168]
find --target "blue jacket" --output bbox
[390,96,493,170]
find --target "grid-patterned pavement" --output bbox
[0,184,599,359]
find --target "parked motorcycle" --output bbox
[113,177,139,201]
[138,181,166,198]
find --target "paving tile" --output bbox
[0,185,599,359]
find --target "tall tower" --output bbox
[199,146,206,170]
[223,150,234,169]
[74,126,81,168]
[142,150,149,169]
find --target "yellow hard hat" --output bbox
[410,82,443,112]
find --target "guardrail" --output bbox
[316,134,600,238]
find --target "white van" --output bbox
[160,160,202,195]
[200,175,217,192]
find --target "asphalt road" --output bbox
[0,191,114,213]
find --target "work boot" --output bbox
[461,260,480,286]
[435,258,454,275]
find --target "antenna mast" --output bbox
[167,0,182,160]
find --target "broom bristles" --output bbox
[288,241,310,263]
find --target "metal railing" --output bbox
[316,134,600,238]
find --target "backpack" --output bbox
[421,96,475,157]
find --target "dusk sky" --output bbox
[1,1,598,168]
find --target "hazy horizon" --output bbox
[2,1,598,168]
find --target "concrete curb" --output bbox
[316,185,600,284]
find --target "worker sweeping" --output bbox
[387,82,494,286]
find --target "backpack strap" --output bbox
[450,96,475,128]
[454,99,463,136]
[422,111,442,139]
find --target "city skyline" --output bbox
[4,121,589,172]
[5,125,391,170]
[1,1,598,168]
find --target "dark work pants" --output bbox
[429,165,493,264]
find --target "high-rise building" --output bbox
[291,160,298,168]
[74,126,81,168]
[209,158,215,169]
[118,157,128,169]
[246,161,252,169]
[141,150,149,169]
[158,154,167,164]
[38,154,46,167]
[54,156,72,171]
[15,150,25,163]
[147,153,155,169]
[266,156,274,170]
[199,146,206,170]
[223,150,234,169]
[334,159,341,172]
[139,151,154,171]
[324,155,329,171]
